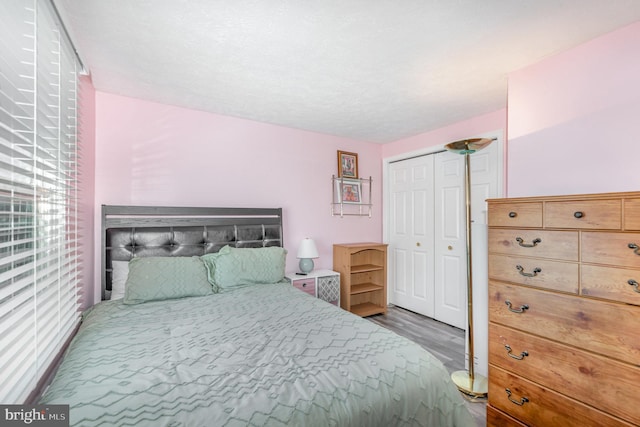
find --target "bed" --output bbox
[40,205,474,426]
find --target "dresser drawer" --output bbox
[292,278,316,297]
[545,199,621,229]
[489,282,640,365]
[488,202,542,228]
[581,264,640,306]
[489,323,640,425]
[488,365,633,427]
[486,405,526,427]
[582,231,640,268]
[488,229,578,261]
[624,198,640,230]
[489,254,578,293]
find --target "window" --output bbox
[0,0,82,403]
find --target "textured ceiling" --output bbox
[55,0,640,143]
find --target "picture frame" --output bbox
[337,150,358,178]
[336,179,362,204]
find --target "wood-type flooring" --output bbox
[367,305,486,427]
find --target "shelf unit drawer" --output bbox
[488,366,633,427]
[317,275,340,305]
[488,202,542,228]
[488,229,578,261]
[292,278,316,297]
[545,199,621,229]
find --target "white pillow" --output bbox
[110,260,129,300]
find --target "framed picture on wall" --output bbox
[337,150,358,178]
[336,179,362,204]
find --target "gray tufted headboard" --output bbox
[101,205,283,300]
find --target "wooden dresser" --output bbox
[487,191,640,427]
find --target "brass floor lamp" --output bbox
[444,137,494,397]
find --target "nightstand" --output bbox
[286,269,340,306]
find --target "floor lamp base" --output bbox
[451,370,488,397]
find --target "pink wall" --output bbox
[93,92,383,302]
[78,75,96,308]
[381,109,506,159]
[507,21,640,197]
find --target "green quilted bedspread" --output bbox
[41,283,473,426]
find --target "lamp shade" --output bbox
[297,238,319,259]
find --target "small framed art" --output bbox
[336,179,362,204]
[337,150,358,178]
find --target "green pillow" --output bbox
[123,256,214,305]
[201,245,287,292]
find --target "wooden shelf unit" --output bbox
[333,242,388,317]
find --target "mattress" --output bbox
[41,282,474,426]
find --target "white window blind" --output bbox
[0,0,81,403]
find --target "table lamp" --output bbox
[297,238,319,274]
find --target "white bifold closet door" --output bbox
[388,143,499,330]
[388,155,437,318]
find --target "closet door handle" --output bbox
[628,243,640,256]
[516,237,541,248]
[506,389,529,406]
[505,300,529,313]
[516,265,541,277]
[628,279,640,293]
[505,345,529,360]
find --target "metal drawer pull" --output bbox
[628,279,640,293]
[516,265,542,277]
[508,211,517,218]
[574,211,584,218]
[505,300,529,313]
[505,345,529,360]
[516,237,541,248]
[629,243,640,256]
[506,389,529,406]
